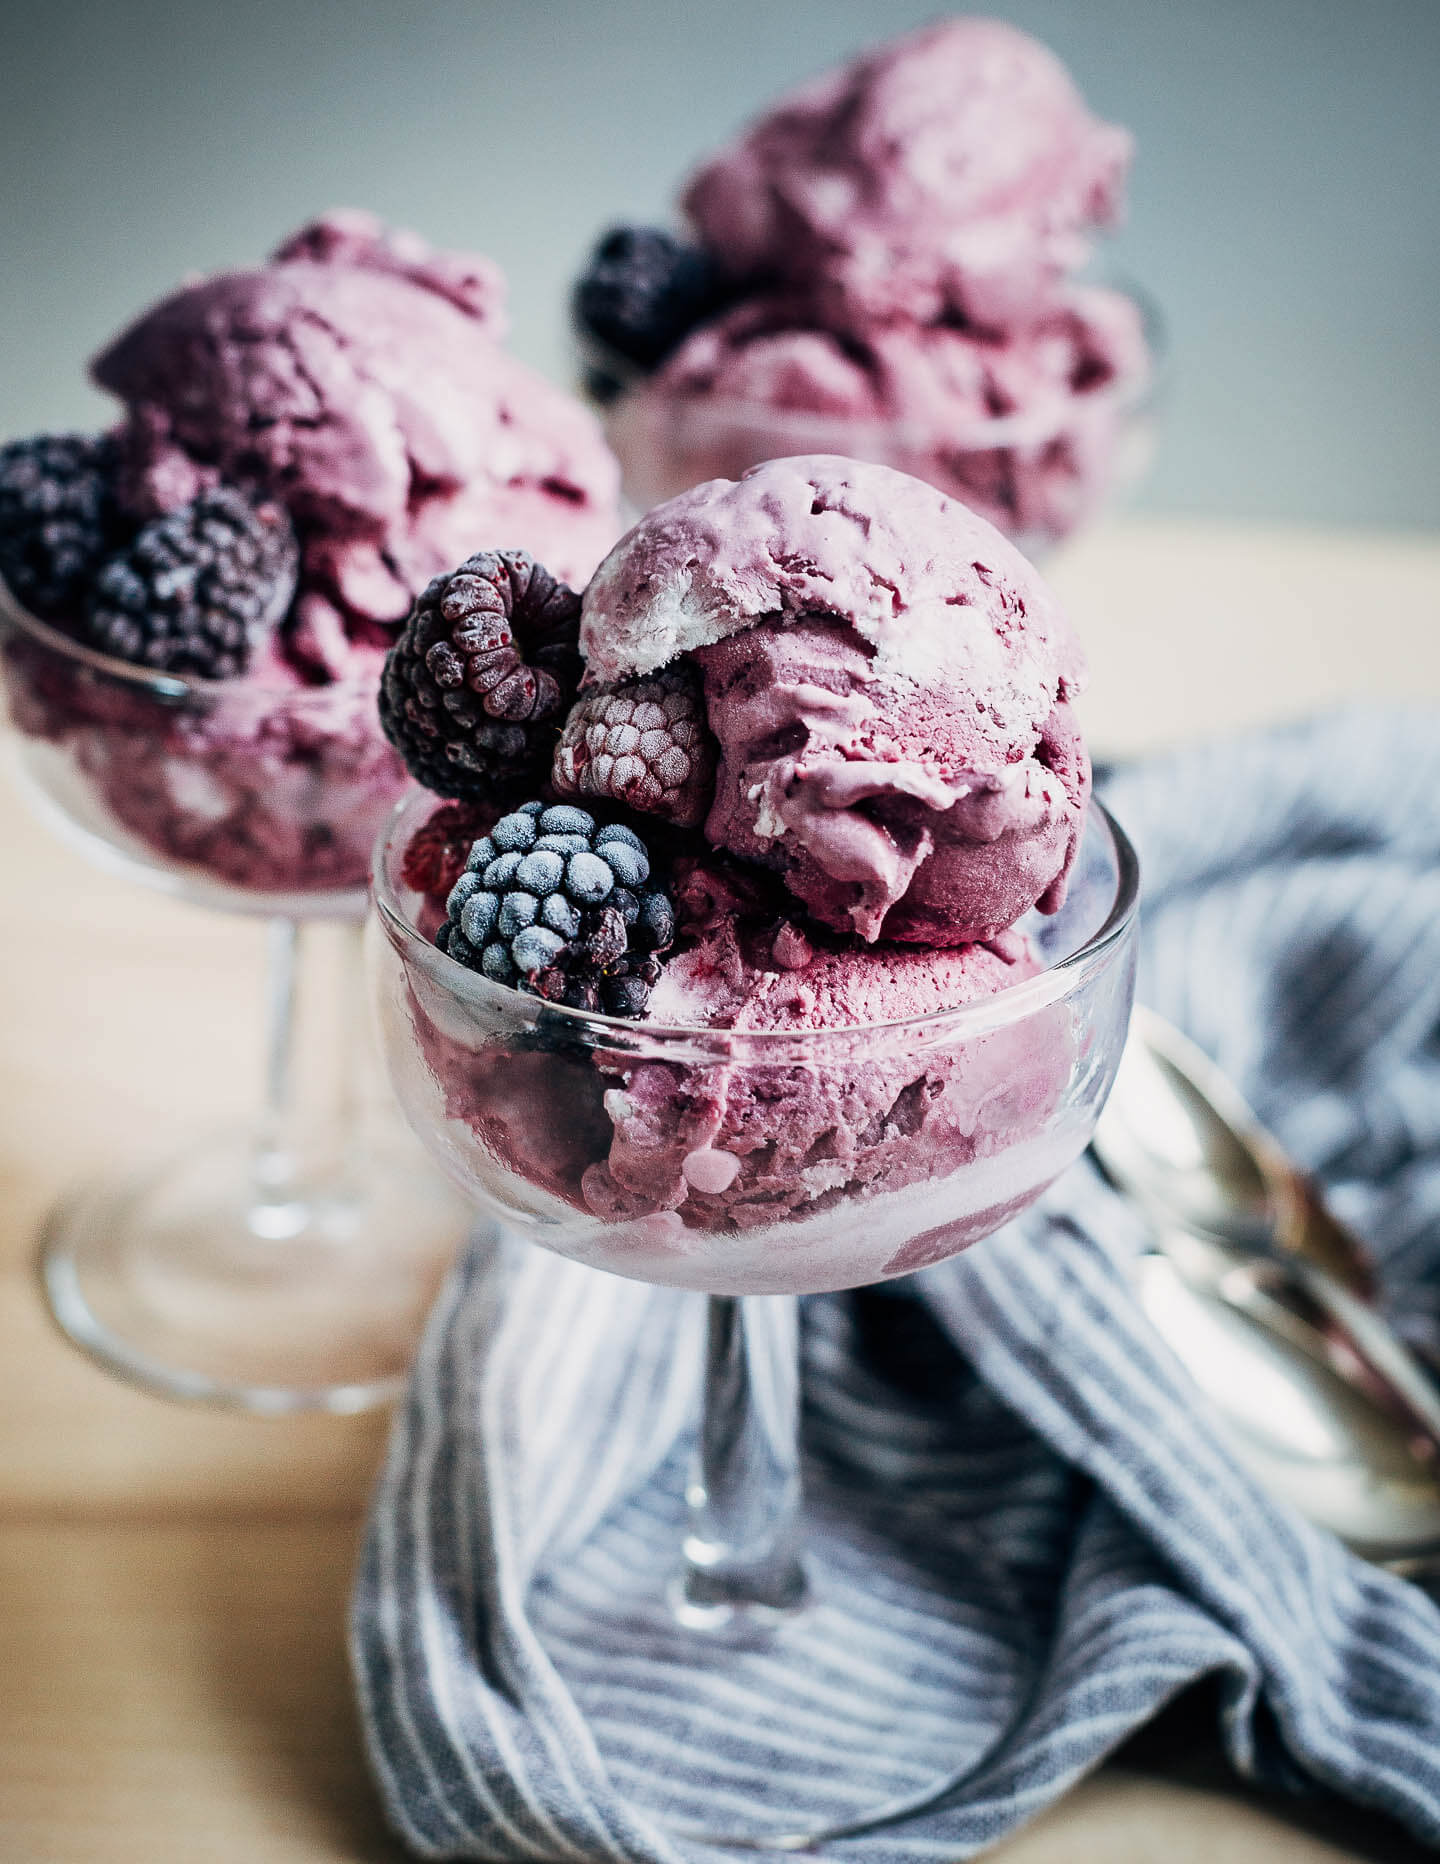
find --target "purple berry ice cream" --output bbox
[375,457,1118,1291]
[680,17,1129,335]
[580,457,1089,945]
[1,212,622,901]
[574,17,1154,546]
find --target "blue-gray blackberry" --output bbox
[0,433,124,621]
[436,803,675,1017]
[85,486,298,678]
[380,551,582,799]
[573,226,730,402]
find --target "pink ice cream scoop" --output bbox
[609,282,1149,542]
[93,211,621,649]
[1,213,624,900]
[402,842,1072,1271]
[682,17,1132,335]
[573,455,1089,945]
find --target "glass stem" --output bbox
[251,915,301,1221]
[331,922,366,1193]
[680,1293,809,1623]
[247,917,365,1236]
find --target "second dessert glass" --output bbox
[369,786,1138,1842]
[600,286,1166,558]
[1,577,466,1412]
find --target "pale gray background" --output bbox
[2,0,1436,528]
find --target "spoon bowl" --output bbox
[1136,1249,1440,1562]
[1095,1007,1370,1287]
[1094,1006,1440,1563]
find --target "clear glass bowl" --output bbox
[0,577,467,1410]
[597,285,1166,555]
[372,790,1138,1295]
[0,578,405,916]
[369,788,1138,1842]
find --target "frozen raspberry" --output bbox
[573,226,731,400]
[400,801,492,903]
[85,486,298,677]
[380,551,582,799]
[552,664,717,827]
[436,803,673,1019]
[0,433,125,621]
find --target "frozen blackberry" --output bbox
[85,487,298,678]
[0,433,124,621]
[573,226,730,399]
[436,803,674,1018]
[553,663,717,827]
[380,551,582,800]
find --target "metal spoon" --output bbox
[1093,1007,1374,1284]
[1093,1007,1440,1563]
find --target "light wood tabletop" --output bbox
[2,514,1438,1864]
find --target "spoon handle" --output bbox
[1288,1259,1440,1452]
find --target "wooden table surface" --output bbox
[2,514,1439,1863]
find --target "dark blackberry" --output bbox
[552,663,717,826]
[85,487,298,678]
[380,551,582,800]
[436,803,674,1019]
[0,433,124,621]
[573,226,730,399]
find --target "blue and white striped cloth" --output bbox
[352,705,1440,1860]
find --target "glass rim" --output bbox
[0,572,381,702]
[590,276,1169,454]
[0,573,227,698]
[371,785,1140,1052]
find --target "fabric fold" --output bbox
[353,705,1440,1860]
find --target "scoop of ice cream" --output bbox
[608,284,1149,537]
[270,209,510,330]
[578,455,1088,942]
[406,843,1069,1269]
[683,18,1131,334]
[584,910,1052,1232]
[644,286,1146,430]
[92,214,621,634]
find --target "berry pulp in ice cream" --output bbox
[379,457,1113,1287]
[1,212,623,901]
[575,18,1153,546]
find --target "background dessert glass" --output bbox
[0,576,466,1412]
[594,286,1166,556]
[369,786,1138,1841]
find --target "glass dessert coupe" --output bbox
[0,576,467,1411]
[598,287,1167,558]
[369,785,1139,1843]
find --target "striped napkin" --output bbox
[352,705,1440,1859]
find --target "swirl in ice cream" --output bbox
[576,18,1152,544]
[1,212,623,898]
[682,16,1131,334]
[578,455,1089,944]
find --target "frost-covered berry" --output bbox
[85,486,297,678]
[433,802,675,1019]
[553,664,716,826]
[572,226,731,392]
[379,551,582,798]
[0,433,125,621]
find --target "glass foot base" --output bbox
[667,1564,810,1637]
[38,1131,471,1412]
[531,1533,1036,1851]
